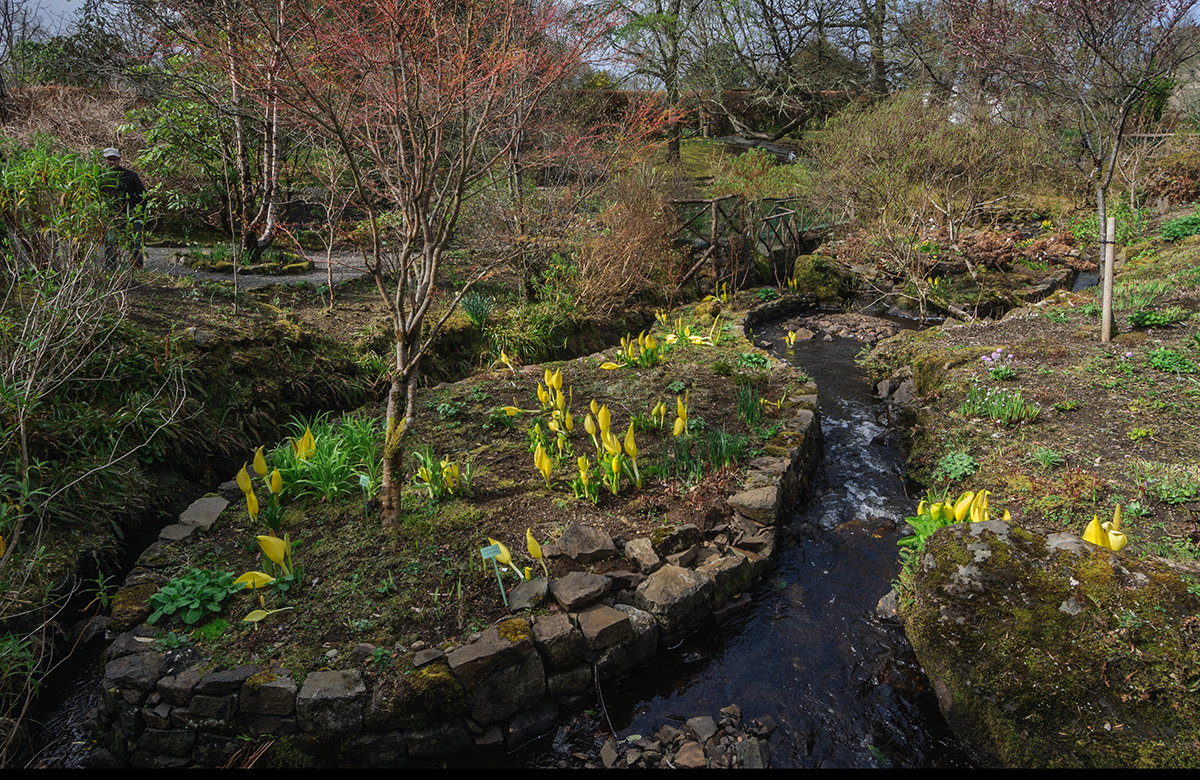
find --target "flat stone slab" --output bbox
[727,486,778,524]
[157,524,196,543]
[634,564,713,645]
[179,495,229,529]
[623,537,660,574]
[509,577,548,611]
[447,620,533,689]
[556,523,617,562]
[533,613,584,668]
[550,571,611,611]
[296,669,366,733]
[575,605,632,652]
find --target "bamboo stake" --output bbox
[1101,216,1116,343]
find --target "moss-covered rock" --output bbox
[903,520,1200,767]
[789,254,854,302]
[109,583,157,632]
[365,660,467,730]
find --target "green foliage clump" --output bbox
[707,147,811,201]
[1068,199,1141,246]
[1160,213,1200,242]
[1128,307,1187,329]
[957,386,1040,425]
[148,569,239,626]
[934,451,978,481]
[460,290,494,328]
[1147,348,1197,374]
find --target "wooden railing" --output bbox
[668,196,838,284]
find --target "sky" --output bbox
[33,0,83,33]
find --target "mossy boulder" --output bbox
[366,660,466,730]
[109,583,158,632]
[789,254,853,302]
[903,520,1200,767]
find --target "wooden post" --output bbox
[1101,216,1116,343]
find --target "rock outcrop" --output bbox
[904,520,1200,768]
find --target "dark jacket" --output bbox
[104,165,146,213]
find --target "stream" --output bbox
[532,328,977,768]
[29,321,977,769]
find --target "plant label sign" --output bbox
[480,544,508,606]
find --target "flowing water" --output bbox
[30,324,976,769]
[580,330,976,768]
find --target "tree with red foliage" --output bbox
[249,0,665,523]
[939,0,1200,261]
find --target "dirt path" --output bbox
[143,246,372,290]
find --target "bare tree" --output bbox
[0,0,43,117]
[940,0,1200,265]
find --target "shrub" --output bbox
[576,168,685,313]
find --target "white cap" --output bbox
[102,147,120,159]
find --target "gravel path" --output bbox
[142,246,372,291]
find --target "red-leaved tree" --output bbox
[249,0,664,523]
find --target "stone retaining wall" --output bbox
[89,305,822,768]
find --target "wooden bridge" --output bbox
[669,195,840,286]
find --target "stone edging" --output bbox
[89,300,822,768]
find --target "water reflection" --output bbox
[599,332,975,768]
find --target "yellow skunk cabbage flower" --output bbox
[550,369,563,391]
[237,464,252,495]
[487,537,522,579]
[577,456,590,484]
[953,491,975,522]
[294,426,315,460]
[257,534,288,567]
[564,411,574,432]
[600,362,622,370]
[246,490,259,519]
[785,331,797,348]
[602,430,621,457]
[503,405,522,417]
[598,405,611,434]
[1002,509,1011,522]
[527,528,549,578]
[969,490,990,523]
[544,368,553,388]
[673,393,689,436]
[584,413,596,436]
[1082,515,1108,547]
[270,468,282,496]
[235,571,274,589]
[253,446,268,477]
[1102,505,1128,551]
[624,424,638,461]
[534,443,552,486]
[1104,526,1128,552]
[498,350,516,373]
[234,571,275,590]
[590,399,599,416]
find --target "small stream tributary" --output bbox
[31,318,979,769]
[540,327,979,768]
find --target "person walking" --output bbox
[101,147,146,269]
